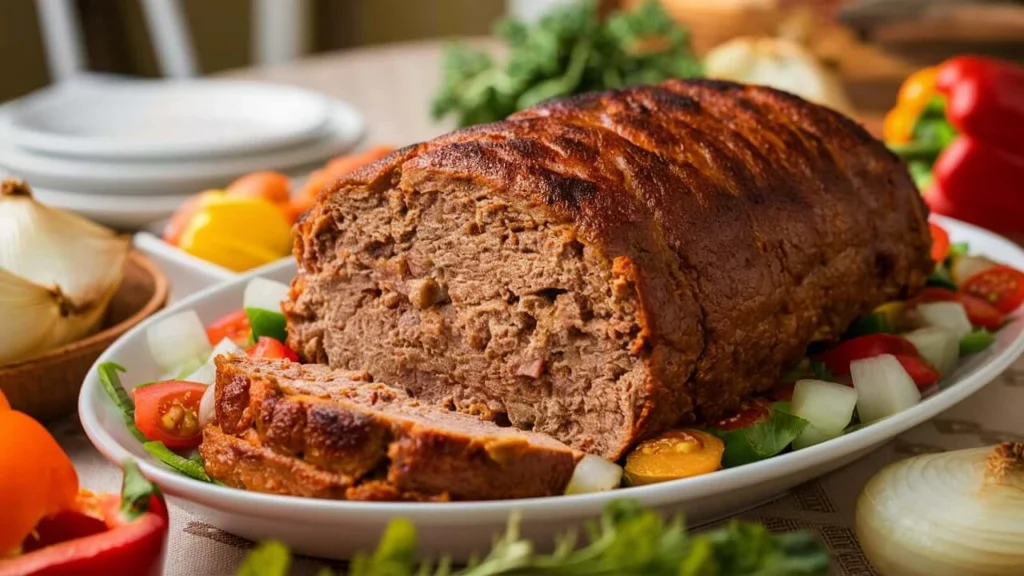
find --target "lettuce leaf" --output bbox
[711,404,809,468]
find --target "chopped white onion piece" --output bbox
[950,254,996,284]
[851,354,921,423]
[564,455,623,495]
[856,443,1024,576]
[914,302,972,339]
[243,277,290,313]
[791,379,857,445]
[792,424,836,450]
[903,326,959,376]
[184,337,242,386]
[146,310,213,373]
[198,383,217,428]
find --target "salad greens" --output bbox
[959,329,995,356]
[237,500,829,576]
[431,0,702,127]
[98,363,147,443]
[711,404,809,468]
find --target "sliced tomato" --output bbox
[910,287,1006,330]
[710,398,771,431]
[133,381,206,450]
[205,308,251,346]
[929,222,951,262]
[247,336,299,361]
[961,265,1024,314]
[894,354,941,390]
[814,334,920,377]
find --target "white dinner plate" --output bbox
[0,101,365,196]
[8,80,331,160]
[30,186,192,230]
[79,216,1024,562]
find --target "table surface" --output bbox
[58,39,1024,576]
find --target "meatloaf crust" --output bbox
[201,355,580,500]
[286,79,933,460]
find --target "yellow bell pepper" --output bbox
[884,66,940,144]
[177,192,292,272]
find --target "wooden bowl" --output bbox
[0,252,168,422]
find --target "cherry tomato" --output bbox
[961,265,1024,314]
[815,334,920,377]
[910,287,1006,330]
[894,354,941,390]
[206,309,251,346]
[929,222,951,262]
[247,336,299,361]
[710,398,771,431]
[133,381,206,450]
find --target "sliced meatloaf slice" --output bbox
[286,79,933,460]
[200,355,580,501]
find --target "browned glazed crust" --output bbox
[201,356,580,500]
[286,80,932,460]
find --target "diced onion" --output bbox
[792,424,836,450]
[915,301,972,339]
[950,254,996,284]
[198,383,217,428]
[850,354,921,423]
[564,455,623,495]
[184,337,242,386]
[856,443,1024,576]
[243,277,290,313]
[146,310,213,373]
[903,326,959,376]
[790,379,857,449]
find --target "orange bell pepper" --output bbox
[0,391,79,556]
[884,67,940,144]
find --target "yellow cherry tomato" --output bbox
[624,428,725,486]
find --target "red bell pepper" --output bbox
[925,56,1024,241]
[0,461,167,576]
[247,336,299,361]
[813,334,939,389]
[936,55,1024,158]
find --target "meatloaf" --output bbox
[286,78,933,460]
[200,355,580,500]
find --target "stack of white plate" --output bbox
[0,77,365,229]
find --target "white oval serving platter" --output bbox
[79,215,1024,562]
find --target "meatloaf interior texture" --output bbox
[200,355,580,500]
[286,79,933,461]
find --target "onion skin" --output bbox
[856,444,1024,575]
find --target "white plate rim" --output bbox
[8,80,332,160]
[0,100,366,195]
[78,215,1024,526]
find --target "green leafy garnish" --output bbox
[97,362,147,443]
[246,307,288,343]
[143,441,212,482]
[711,404,809,468]
[948,242,970,260]
[925,270,958,291]
[239,541,292,576]
[808,360,835,382]
[119,459,162,521]
[842,313,893,338]
[242,499,829,575]
[960,329,995,356]
[431,0,702,128]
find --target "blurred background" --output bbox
[5,0,1024,113]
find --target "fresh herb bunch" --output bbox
[431,0,703,127]
[238,500,829,576]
